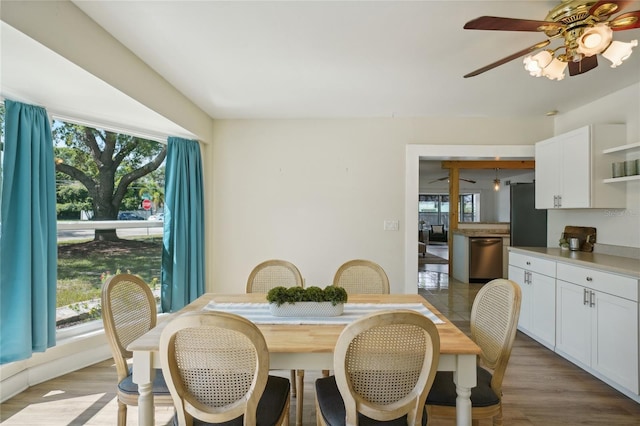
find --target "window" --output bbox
[419,192,481,229]
[459,193,480,222]
[53,119,165,329]
[418,194,449,230]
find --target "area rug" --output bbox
[418,252,448,264]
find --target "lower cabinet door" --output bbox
[592,291,639,394]
[509,265,531,331]
[530,272,556,349]
[556,280,591,366]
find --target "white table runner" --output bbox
[203,302,444,325]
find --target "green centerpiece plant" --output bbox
[266,285,348,307]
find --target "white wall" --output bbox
[549,84,640,249]
[208,118,550,294]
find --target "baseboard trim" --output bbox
[0,329,111,403]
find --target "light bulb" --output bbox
[577,24,613,57]
[523,51,553,77]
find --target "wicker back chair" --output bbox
[426,278,522,425]
[246,259,303,398]
[315,310,440,425]
[101,274,173,426]
[246,259,304,293]
[332,259,390,294]
[159,311,290,426]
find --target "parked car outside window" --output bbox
[147,213,164,221]
[117,212,146,220]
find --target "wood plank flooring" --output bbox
[2,260,640,424]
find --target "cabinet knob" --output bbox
[586,277,593,282]
[526,261,531,265]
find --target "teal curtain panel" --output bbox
[161,137,205,312]
[1,100,57,364]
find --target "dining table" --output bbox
[128,293,481,426]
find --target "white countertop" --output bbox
[509,247,640,279]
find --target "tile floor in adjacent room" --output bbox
[418,244,483,329]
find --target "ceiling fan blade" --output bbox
[589,1,633,19]
[464,16,563,32]
[609,10,640,30]
[428,176,477,184]
[428,177,448,184]
[568,56,598,76]
[464,40,551,78]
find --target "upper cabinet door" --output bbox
[535,137,562,209]
[558,127,590,208]
[535,125,626,209]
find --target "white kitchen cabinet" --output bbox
[535,124,627,209]
[555,263,639,394]
[508,252,556,350]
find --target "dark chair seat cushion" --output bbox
[315,375,427,426]
[118,368,171,396]
[426,366,500,408]
[178,375,290,426]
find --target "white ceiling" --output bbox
[1,0,639,134]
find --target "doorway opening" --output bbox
[404,145,535,294]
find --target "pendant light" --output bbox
[493,168,500,191]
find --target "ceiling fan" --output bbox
[463,0,640,80]
[428,176,477,184]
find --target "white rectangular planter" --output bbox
[269,302,344,317]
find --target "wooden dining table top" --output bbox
[129,293,481,356]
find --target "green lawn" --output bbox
[57,237,162,307]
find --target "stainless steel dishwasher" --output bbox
[469,237,503,283]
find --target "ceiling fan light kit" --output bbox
[523,50,554,76]
[464,0,640,80]
[577,23,613,55]
[601,39,639,66]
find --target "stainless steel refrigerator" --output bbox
[510,182,547,247]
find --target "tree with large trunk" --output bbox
[54,123,166,241]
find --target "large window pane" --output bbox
[53,120,165,329]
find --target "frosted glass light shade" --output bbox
[577,24,613,56]
[523,51,553,76]
[602,40,638,67]
[543,58,568,80]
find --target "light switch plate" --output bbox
[384,220,399,231]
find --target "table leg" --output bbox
[132,351,155,426]
[453,354,476,426]
[296,369,305,426]
[454,384,472,426]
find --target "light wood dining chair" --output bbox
[315,310,440,425]
[159,311,290,426]
[246,259,304,293]
[332,259,390,294]
[246,259,303,397]
[426,278,522,426]
[101,274,173,426]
